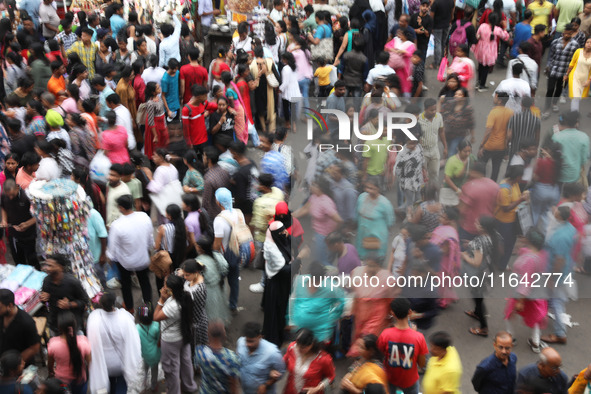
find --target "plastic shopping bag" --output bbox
[437,57,448,82]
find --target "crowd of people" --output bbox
[0,0,590,391]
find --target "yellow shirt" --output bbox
[422,346,462,394]
[495,180,521,223]
[349,361,389,391]
[528,0,554,32]
[314,65,333,86]
[484,106,513,151]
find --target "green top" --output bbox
[443,154,476,189]
[125,178,143,203]
[552,128,590,182]
[362,136,390,176]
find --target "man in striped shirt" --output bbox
[507,96,541,158]
[417,98,446,182]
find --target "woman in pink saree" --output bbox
[504,229,548,352]
[385,29,416,96]
[221,71,248,144]
[431,207,461,309]
[346,255,399,358]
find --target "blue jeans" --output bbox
[314,233,330,265]
[389,381,420,394]
[109,376,127,394]
[548,285,568,338]
[224,249,241,310]
[432,27,450,67]
[531,183,560,230]
[298,78,311,110]
[447,136,464,158]
[69,380,87,394]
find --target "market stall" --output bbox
[27,179,102,301]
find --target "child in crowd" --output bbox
[314,57,333,97]
[268,0,285,23]
[136,305,161,392]
[387,226,408,277]
[121,162,143,211]
[411,50,424,98]
[161,58,181,122]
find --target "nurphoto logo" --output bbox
[304,107,419,153]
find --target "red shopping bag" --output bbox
[437,57,448,82]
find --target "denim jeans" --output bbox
[548,285,568,338]
[447,136,464,158]
[223,249,241,310]
[531,182,560,229]
[69,380,88,394]
[389,380,420,394]
[298,78,311,110]
[400,189,421,209]
[432,27,450,67]
[314,232,330,265]
[109,376,127,394]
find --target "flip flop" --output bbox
[469,327,489,337]
[464,310,479,321]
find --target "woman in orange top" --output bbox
[341,334,389,393]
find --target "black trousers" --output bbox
[478,63,493,88]
[545,76,565,111]
[7,235,38,269]
[474,297,488,329]
[481,149,505,182]
[115,262,152,311]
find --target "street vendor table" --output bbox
[204,29,234,70]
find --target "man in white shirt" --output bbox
[494,63,532,114]
[106,194,154,313]
[159,11,181,67]
[106,93,137,151]
[231,22,253,54]
[39,0,60,40]
[142,54,167,85]
[105,164,132,227]
[198,0,217,37]
[366,51,396,91]
[507,41,539,95]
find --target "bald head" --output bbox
[538,347,562,377]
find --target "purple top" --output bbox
[185,210,203,242]
[338,243,361,275]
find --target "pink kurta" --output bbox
[504,248,548,328]
[448,56,475,91]
[473,24,510,66]
[431,225,461,308]
[385,38,416,94]
[346,267,398,357]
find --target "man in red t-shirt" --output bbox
[378,298,428,394]
[181,85,218,157]
[180,47,208,105]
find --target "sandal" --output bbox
[540,334,567,344]
[469,327,489,337]
[464,310,479,321]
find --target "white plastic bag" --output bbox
[329,65,338,86]
[89,150,111,184]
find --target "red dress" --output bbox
[144,97,169,159]
[283,342,335,394]
[236,79,254,124]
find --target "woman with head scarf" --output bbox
[213,187,244,313]
[262,221,293,346]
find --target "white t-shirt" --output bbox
[36,157,60,181]
[142,67,167,85]
[114,105,136,150]
[509,154,534,182]
[494,77,531,114]
[106,211,154,269]
[161,298,183,342]
[214,210,239,252]
[39,3,60,38]
[269,9,284,22]
[366,64,396,85]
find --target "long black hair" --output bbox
[478,215,502,264]
[281,51,296,71]
[57,312,84,379]
[72,167,100,210]
[181,193,211,237]
[264,21,277,46]
[165,275,192,344]
[196,234,215,258]
[166,204,187,270]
